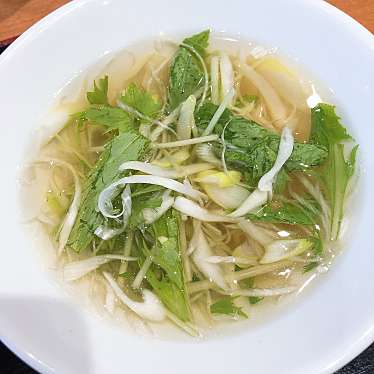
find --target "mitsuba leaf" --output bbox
[120,83,162,118]
[145,210,190,321]
[311,103,352,147]
[311,104,358,240]
[183,29,210,56]
[129,192,162,229]
[168,30,210,110]
[210,297,248,318]
[247,199,319,225]
[196,103,328,186]
[87,76,109,105]
[67,132,149,252]
[77,105,134,133]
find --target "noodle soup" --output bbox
[25,30,358,337]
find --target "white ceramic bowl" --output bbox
[0,0,374,373]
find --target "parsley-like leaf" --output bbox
[87,76,109,105]
[129,193,162,229]
[249,296,264,305]
[146,272,190,321]
[183,29,210,57]
[120,83,162,118]
[311,104,358,240]
[78,105,134,133]
[311,104,352,147]
[152,210,183,289]
[210,297,248,318]
[241,278,264,305]
[235,94,258,108]
[168,30,210,110]
[67,132,149,252]
[145,210,190,321]
[196,103,328,186]
[247,200,319,225]
[303,261,319,273]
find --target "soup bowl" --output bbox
[0,0,373,373]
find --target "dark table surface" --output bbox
[0,43,373,374]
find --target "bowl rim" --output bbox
[0,0,374,373]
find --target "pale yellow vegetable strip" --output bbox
[239,63,287,125]
[179,219,192,282]
[119,231,134,274]
[165,310,200,337]
[210,56,220,105]
[188,279,213,294]
[225,260,292,282]
[155,134,218,149]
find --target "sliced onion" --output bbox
[219,53,234,104]
[228,189,268,217]
[256,57,308,109]
[98,175,205,218]
[155,134,218,149]
[103,272,165,322]
[104,279,116,314]
[143,190,174,224]
[202,88,235,136]
[173,197,237,223]
[204,256,256,265]
[119,160,214,179]
[191,228,228,290]
[210,56,220,105]
[238,220,275,247]
[177,95,196,140]
[239,63,287,125]
[201,183,249,209]
[63,255,138,281]
[231,286,296,297]
[36,159,81,255]
[232,244,259,268]
[260,238,312,264]
[95,184,133,239]
[258,127,294,194]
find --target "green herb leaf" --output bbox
[247,200,319,225]
[210,297,248,318]
[249,296,264,305]
[182,29,210,56]
[67,132,149,252]
[310,236,323,255]
[77,105,134,133]
[145,210,190,321]
[273,168,289,194]
[146,271,190,321]
[311,104,358,240]
[196,103,328,186]
[303,261,319,273]
[240,278,264,305]
[311,104,352,148]
[87,76,109,105]
[129,193,162,229]
[168,30,210,110]
[235,94,258,108]
[152,211,184,288]
[120,83,162,118]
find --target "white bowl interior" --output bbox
[0,0,374,373]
